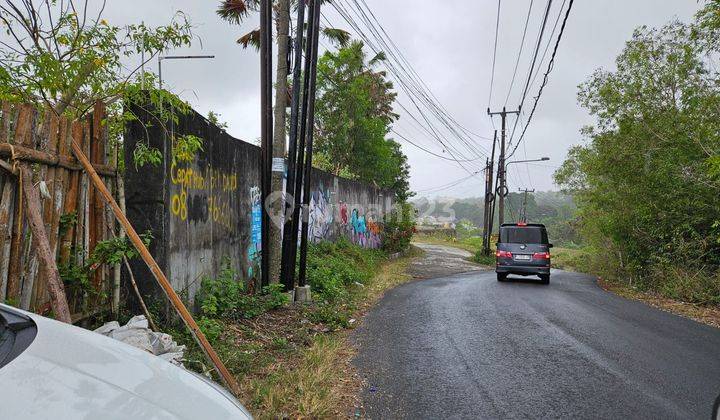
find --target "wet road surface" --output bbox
[353,246,720,419]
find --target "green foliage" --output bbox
[305,238,385,303]
[413,191,580,247]
[197,259,288,319]
[472,251,495,266]
[0,7,193,116]
[59,231,152,298]
[382,203,416,253]
[197,317,225,342]
[456,220,481,239]
[306,303,352,330]
[208,111,229,130]
[172,134,204,164]
[314,41,412,201]
[132,143,163,169]
[91,232,152,266]
[555,16,720,303]
[58,212,78,237]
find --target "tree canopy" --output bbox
[555,3,720,302]
[0,1,193,117]
[313,40,411,201]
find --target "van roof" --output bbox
[500,223,546,228]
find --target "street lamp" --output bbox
[158,55,216,90]
[505,156,549,171]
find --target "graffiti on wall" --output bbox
[169,161,238,231]
[336,202,382,248]
[348,207,381,248]
[308,185,334,243]
[247,186,262,278]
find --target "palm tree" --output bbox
[216,0,349,284]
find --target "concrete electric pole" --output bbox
[518,188,535,222]
[487,107,520,227]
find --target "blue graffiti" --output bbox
[248,186,262,278]
[351,209,366,234]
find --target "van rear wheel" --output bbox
[497,273,507,282]
[540,274,550,285]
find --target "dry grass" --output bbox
[598,277,720,329]
[232,247,423,419]
[242,333,359,419]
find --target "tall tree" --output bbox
[313,40,411,201]
[555,15,720,302]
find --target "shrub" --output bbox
[382,202,416,253]
[472,251,495,266]
[305,238,385,303]
[197,258,288,320]
[306,302,352,330]
[197,317,224,342]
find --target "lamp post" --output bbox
[158,55,216,90]
[505,156,550,172]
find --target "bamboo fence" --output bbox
[0,101,118,321]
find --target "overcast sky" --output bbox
[103,0,701,197]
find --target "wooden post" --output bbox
[20,166,72,323]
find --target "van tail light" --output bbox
[496,250,513,258]
[533,252,550,260]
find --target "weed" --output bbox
[197,258,289,320]
[472,251,495,266]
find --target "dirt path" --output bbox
[407,242,486,279]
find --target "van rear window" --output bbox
[500,227,548,244]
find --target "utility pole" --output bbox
[279,0,307,291]
[518,188,535,222]
[487,106,520,227]
[482,130,497,256]
[297,0,322,289]
[482,157,490,244]
[260,0,273,288]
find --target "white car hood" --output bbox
[0,307,251,419]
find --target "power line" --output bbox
[527,0,567,96]
[352,0,494,142]
[507,0,574,160]
[504,0,535,107]
[391,129,485,163]
[506,0,554,143]
[313,35,482,172]
[328,0,491,170]
[488,0,501,107]
[415,171,480,194]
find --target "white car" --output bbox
[0,304,252,419]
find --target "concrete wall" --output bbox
[307,170,393,248]
[124,102,392,306]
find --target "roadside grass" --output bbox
[242,247,422,419]
[169,243,424,419]
[550,247,587,271]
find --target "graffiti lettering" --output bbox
[169,161,239,231]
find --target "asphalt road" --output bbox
[353,248,720,419]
